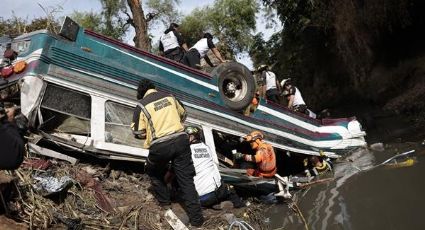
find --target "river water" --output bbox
[267,140,425,230]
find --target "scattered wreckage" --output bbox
[0,17,367,190]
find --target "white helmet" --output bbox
[280,78,291,88]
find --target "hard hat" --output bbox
[244,130,264,142]
[280,78,291,88]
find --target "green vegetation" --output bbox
[180,0,258,59]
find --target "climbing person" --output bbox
[182,33,226,69]
[159,23,188,62]
[281,78,310,116]
[131,79,204,227]
[258,64,281,103]
[184,126,244,208]
[233,130,277,178]
[243,91,260,116]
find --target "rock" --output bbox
[370,143,385,152]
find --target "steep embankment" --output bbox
[290,0,425,138]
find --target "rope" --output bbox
[228,219,256,230]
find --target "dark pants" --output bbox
[266,88,280,103]
[200,184,244,208]
[146,134,203,226]
[0,122,24,170]
[164,47,185,62]
[293,104,309,115]
[182,49,201,68]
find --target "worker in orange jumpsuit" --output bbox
[233,131,276,178]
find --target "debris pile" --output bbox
[1,155,268,229]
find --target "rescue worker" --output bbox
[185,126,244,208]
[281,78,309,115]
[131,79,203,227]
[159,23,188,62]
[243,91,260,116]
[233,131,277,178]
[182,33,226,69]
[303,151,333,177]
[258,64,281,103]
[0,102,25,170]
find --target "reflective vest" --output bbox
[131,89,186,148]
[160,31,179,52]
[191,142,221,196]
[245,142,277,178]
[191,38,210,58]
[311,159,333,176]
[288,86,306,107]
[264,71,277,91]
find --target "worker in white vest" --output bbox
[281,78,310,116]
[185,126,244,208]
[258,64,281,103]
[159,23,188,62]
[182,33,226,69]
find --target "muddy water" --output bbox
[267,142,425,230]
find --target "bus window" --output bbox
[105,101,142,148]
[40,84,91,135]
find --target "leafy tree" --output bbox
[258,0,420,110]
[100,0,128,40]
[0,17,27,36]
[145,0,182,27]
[0,15,60,37]
[26,17,61,33]
[249,32,273,68]
[180,0,258,59]
[179,8,209,47]
[70,11,103,33]
[125,0,180,51]
[71,0,127,41]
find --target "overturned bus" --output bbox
[0,18,366,180]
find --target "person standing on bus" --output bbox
[159,23,188,62]
[182,33,226,69]
[258,64,281,103]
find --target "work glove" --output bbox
[233,152,243,160]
